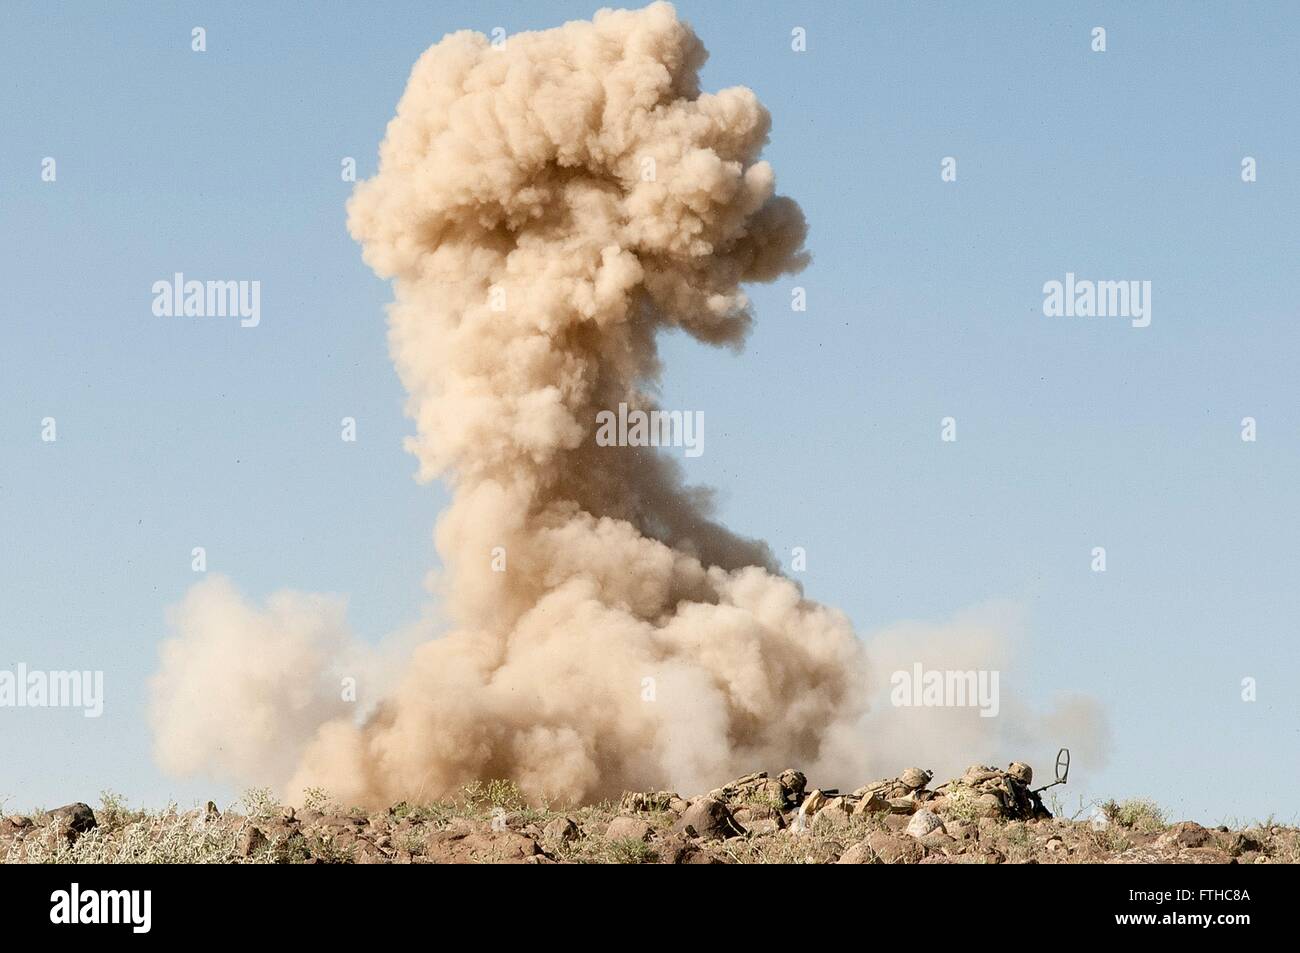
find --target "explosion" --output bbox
[151,3,1105,807]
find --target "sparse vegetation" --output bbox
[240,787,282,819]
[1101,798,1167,834]
[4,773,1294,864]
[603,837,655,864]
[937,786,983,826]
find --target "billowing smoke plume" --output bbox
[151,3,1105,806]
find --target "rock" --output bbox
[852,793,890,815]
[812,797,852,830]
[605,816,652,843]
[800,789,828,816]
[835,842,876,864]
[864,831,924,864]
[655,833,697,864]
[48,803,97,844]
[0,816,33,837]
[1158,821,1211,849]
[256,819,301,848]
[49,803,97,832]
[945,821,975,841]
[354,840,389,864]
[906,809,945,838]
[917,831,955,852]
[733,804,782,824]
[425,828,542,864]
[237,825,267,858]
[673,797,745,840]
[1221,831,1261,857]
[745,817,785,836]
[543,817,579,844]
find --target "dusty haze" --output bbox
[151,3,1106,807]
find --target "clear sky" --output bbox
[2,1,1297,823]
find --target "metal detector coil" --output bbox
[1032,747,1070,794]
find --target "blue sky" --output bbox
[1,1,1297,822]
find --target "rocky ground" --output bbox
[4,763,1296,864]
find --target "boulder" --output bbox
[863,831,924,864]
[47,803,97,844]
[906,809,945,838]
[1157,821,1211,850]
[605,816,652,843]
[673,797,745,840]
